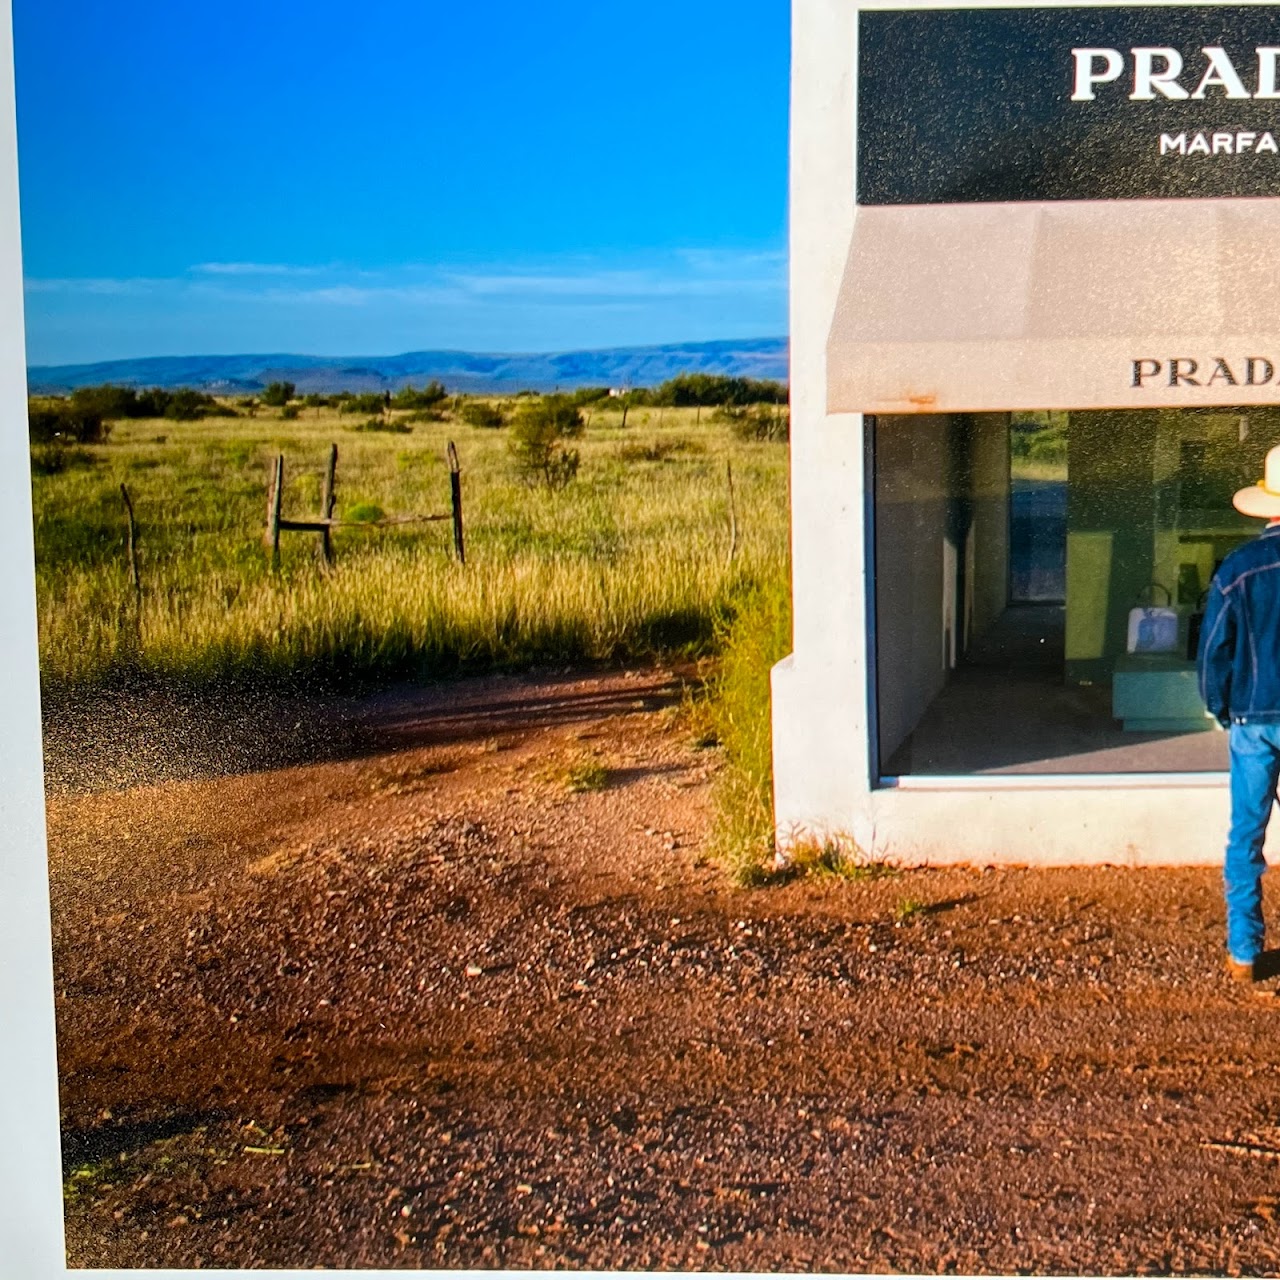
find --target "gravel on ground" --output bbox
[44,667,1280,1272]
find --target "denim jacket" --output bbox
[1197,524,1280,726]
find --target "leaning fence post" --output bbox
[265,454,284,568]
[319,443,338,565]
[120,482,142,640]
[447,441,465,565]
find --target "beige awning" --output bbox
[827,197,1280,415]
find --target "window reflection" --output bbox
[874,408,1276,777]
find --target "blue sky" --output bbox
[14,1,789,366]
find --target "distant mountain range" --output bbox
[28,337,789,395]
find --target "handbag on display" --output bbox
[1126,583,1179,655]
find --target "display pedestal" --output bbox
[1112,653,1219,733]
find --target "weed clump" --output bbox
[715,403,790,443]
[617,438,705,464]
[30,443,95,475]
[704,575,791,884]
[701,577,899,886]
[774,838,895,883]
[459,401,507,430]
[509,395,584,490]
[561,753,608,793]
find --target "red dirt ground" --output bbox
[43,666,1280,1272]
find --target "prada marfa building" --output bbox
[773,0,1280,864]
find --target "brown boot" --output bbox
[1226,955,1257,984]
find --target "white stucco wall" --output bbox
[771,0,872,845]
[771,0,1276,866]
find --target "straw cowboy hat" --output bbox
[1234,445,1280,518]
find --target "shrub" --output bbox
[344,502,386,523]
[30,442,94,475]
[617,437,706,463]
[459,400,507,429]
[1011,419,1068,468]
[167,389,215,421]
[134,388,174,417]
[651,373,788,408]
[392,380,447,410]
[58,384,228,421]
[508,394,585,490]
[542,449,580,489]
[340,392,389,416]
[133,386,222,418]
[67,384,140,419]
[261,380,296,407]
[280,404,301,420]
[718,403,790,443]
[28,402,111,444]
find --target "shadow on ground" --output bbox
[62,1109,230,1172]
[42,667,689,793]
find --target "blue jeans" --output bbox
[1225,723,1280,963]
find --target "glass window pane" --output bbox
[874,409,1278,777]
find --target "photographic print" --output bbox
[19,0,1280,1274]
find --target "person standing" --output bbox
[1198,444,1280,982]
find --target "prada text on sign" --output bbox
[859,7,1280,204]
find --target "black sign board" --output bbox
[858,5,1280,205]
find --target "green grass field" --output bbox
[31,400,790,698]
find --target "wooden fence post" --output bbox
[448,441,465,565]
[120,483,142,640]
[265,454,284,568]
[269,446,458,565]
[319,443,338,564]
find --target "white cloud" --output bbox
[190,262,326,277]
[441,266,781,300]
[676,246,788,273]
[24,275,168,296]
[23,246,789,364]
[28,247,787,308]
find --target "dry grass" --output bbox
[701,576,793,883]
[31,403,789,697]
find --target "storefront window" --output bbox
[873,409,1280,778]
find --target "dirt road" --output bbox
[45,667,1280,1272]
